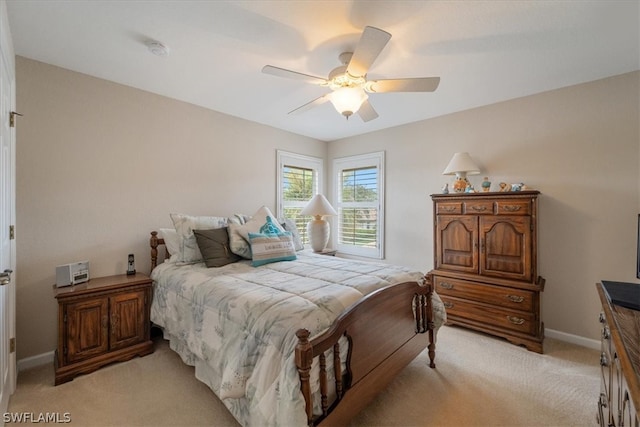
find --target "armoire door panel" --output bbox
[480,216,532,281]
[436,215,478,273]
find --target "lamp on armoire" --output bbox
[300,194,338,252]
[442,152,481,193]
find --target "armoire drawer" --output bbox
[495,199,531,215]
[434,276,534,312]
[441,296,536,335]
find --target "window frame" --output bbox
[333,151,385,259]
[276,150,324,245]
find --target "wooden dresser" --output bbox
[596,282,639,427]
[53,273,154,385]
[430,191,545,353]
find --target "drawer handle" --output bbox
[600,352,608,367]
[502,205,522,212]
[439,282,454,290]
[598,312,605,324]
[443,301,454,309]
[507,316,525,325]
[506,295,524,303]
[440,206,456,212]
[602,326,610,340]
[469,205,487,212]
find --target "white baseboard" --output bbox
[545,328,600,350]
[17,350,54,372]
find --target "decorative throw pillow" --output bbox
[170,213,228,264]
[248,231,296,267]
[159,228,180,263]
[193,228,241,268]
[228,206,285,259]
[279,217,304,251]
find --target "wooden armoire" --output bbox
[430,191,545,353]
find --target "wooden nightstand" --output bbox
[53,273,154,385]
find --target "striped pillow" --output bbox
[248,231,296,267]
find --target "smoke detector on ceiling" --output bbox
[145,40,169,57]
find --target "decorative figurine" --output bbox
[498,182,510,192]
[481,177,491,192]
[441,183,449,194]
[465,183,475,193]
[511,183,523,192]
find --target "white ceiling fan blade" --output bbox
[262,65,328,85]
[366,77,441,93]
[357,99,379,122]
[288,94,331,115]
[346,26,392,77]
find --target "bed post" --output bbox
[424,273,436,368]
[150,231,159,272]
[295,329,313,426]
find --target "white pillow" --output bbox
[170,213,228,264]
[159,228,180,263]
[228,206,285,259]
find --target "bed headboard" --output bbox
[150,231,167,272]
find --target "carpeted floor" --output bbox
[8,325,599,426]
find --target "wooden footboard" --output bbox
[295,274,435,426]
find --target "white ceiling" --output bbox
[6,1,640,141]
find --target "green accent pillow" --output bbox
[193,228,241,268]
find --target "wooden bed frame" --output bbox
[150,231,437,426]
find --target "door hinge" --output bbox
[9,111,22,128]
[9,225,14,240]
[63,314,67,323]
[9,337,15,353]
[63,347,67,355]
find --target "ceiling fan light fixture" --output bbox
[330,87,368,119]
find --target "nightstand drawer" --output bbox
[442,296,536,335]
[434,276,534,312]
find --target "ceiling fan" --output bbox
[262,26,440,122]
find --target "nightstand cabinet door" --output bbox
[65,298,109,364]
[109,290,147,351]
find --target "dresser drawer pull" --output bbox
[507,316,525,325]
[443,301,454,309]
[469,205,487,212]
[602,326,610,340]
[598,312,605,324]
[439,282,454,290]
[502,205,522,212]
[600,352,608,367]
[506,295,524,303]
[440,206,457,212]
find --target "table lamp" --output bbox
[300,194,338,252]
[442,152,481,193]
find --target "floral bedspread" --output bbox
[151,251,445,427]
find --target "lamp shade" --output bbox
[442,152,481,176]
[300,194,338,217]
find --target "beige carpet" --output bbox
[8,326,599,426]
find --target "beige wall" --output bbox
[15,55,639,360]
[328,71,640,341]
[15,57,326,360]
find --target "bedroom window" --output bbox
[277,151,323,245]
[333,151,385,259]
